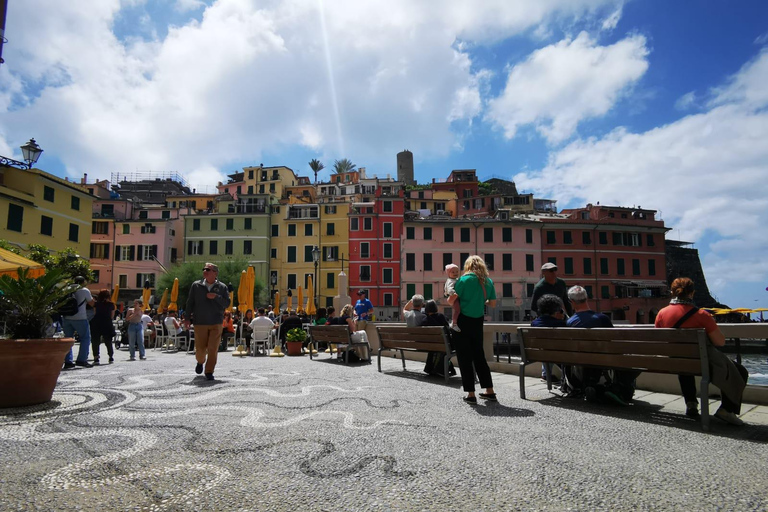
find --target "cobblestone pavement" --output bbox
[1,350,767,511]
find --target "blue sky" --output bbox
[2,0,767,308]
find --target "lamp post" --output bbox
[0,138,43,169]
[312,245,320,310]
[270,272,277,301]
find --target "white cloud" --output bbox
[755,32,768,45]
[601,6,622,31]
[1,0,623,192]
[486,31,649,144]
[674,91,697,111]
[513,50,768,301]
[175,0,206,12]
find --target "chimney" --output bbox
[82,173,88,184]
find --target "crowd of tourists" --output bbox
[54,257,749,426]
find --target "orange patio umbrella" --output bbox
[0,247,45,279]
[306,275,316,316]
[142,286,152,311]
[157,288,169,313]
[168,278,180,312]
[246,266,255,313]
[273,291,280,314]
[296,285,304,314]
[237,270,247,310]
[111,284,120,304]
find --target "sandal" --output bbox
[463,396,477,404]
[479,393,497,402]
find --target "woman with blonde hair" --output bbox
[449,255,497,404]
[340,304,370,361]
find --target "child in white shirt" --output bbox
[445,264,461,332]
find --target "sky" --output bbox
[1,0,767,308]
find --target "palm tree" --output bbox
[308,159,324,185]
[332,158,356,174]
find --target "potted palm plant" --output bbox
[285,327,307,356]
[0,267,76,408]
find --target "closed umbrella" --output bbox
[306,275,316,316]
[168,278,179,312]
[142,286,152,311]
[297,286,304,315]
[157,288,169,313]
[273,292,280,314]
[111,284,120,304]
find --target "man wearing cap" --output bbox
[354,289,374,330]
[184,263,230,380]
[531,262,573,318]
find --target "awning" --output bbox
[0,247,46,279]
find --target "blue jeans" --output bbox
[128,323,146,359]
[63,318,92,364]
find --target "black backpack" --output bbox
[58,294,84,317]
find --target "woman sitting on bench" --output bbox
[655,277,748,426]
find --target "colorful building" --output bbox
[538,204,670,323]
[401,210,542,321]
[0,165,93,257]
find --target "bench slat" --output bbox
[520,327,702,344]
[378,332,449,343]
[379,340,449,352]
[524,339,701,358]
[523,349,702,374]
[377,327,445,335]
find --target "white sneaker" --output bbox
[450,323,461,332]
[714,407,745,426]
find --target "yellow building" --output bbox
[0,165,93,257]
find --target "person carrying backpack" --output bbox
[62,276,95,369]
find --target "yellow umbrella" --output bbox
[246,266,255,312]
[142,285,152,311]
[273,291,280,314]
[0,247,45,279]
[227,291,234,313]
[111,284,120,304]
[168,278,179,312]
[296,285,304,314]
[306,274,316,316]
[157,288,169,314]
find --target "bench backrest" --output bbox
[310,325,351,343]
[517,327,708,375]
[376,326,452,353]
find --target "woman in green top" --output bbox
[314,307,327,326]
[450,255,497,404]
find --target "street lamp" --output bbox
[311,245,320,309]
[20,139,43,169]
[0,138,43,170]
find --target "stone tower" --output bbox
[397,150,414,186]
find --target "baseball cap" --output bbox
[541,262,558,271]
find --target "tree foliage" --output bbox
[3,242,94,282]
[0,240,21,255]
[156,258,265,313]
[332,158,356,174]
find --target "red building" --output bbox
[348,182,405,320]
[538,204,670,324]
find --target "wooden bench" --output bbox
[375,326,456,383]
[308,325,371,364]
[517,327,712,430]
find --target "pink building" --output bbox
[400,211,542,321]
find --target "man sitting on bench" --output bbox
[566,285,639,405]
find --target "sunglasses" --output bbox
[203,268,215,272]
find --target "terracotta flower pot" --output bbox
[286,341,304,356]
[0,338,75,408]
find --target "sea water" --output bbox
[742,355,768,386]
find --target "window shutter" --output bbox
[137,245,143,261]
[136,275,142,288]
[129,246,135,261]
[115,246,121,261]
[152,245,158,257]
[104,245,110,260]
[188,241,193,255]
